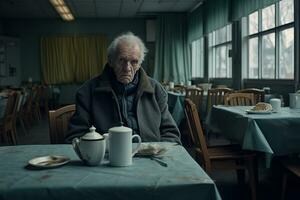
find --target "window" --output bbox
[191,38,204,78]
[208,24,232,78]
[245,0,294,79]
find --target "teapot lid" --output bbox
[109,126,132,133]
[82,126,104,140]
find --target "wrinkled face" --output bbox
[110,41,141,84]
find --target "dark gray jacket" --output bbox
[65,64,181,144]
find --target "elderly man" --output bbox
[66,32,181,144]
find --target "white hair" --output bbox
[107,32,148,64]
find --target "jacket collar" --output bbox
[95,63,154,94]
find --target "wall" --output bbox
[2,18,146,105]
[0,36,21,87]
[3,18,146,82]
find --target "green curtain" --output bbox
[231,0,281,21]
[188,6,204,43]
[204,0,231,34]
[41,35,108,84]
[154,14,190,83]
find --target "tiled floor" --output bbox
[12,118,300,200]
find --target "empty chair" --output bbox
[184,98,257,200]
[224,92,255,106]
[207,88,233,113]
[239,88,265,104]
[0,91,21,145]
[48,104,75,144]
[185,87,204,111]
[280,156,300,200]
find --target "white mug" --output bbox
[169,82,174,89]
[108,126,141,167]
[270,98,281,112]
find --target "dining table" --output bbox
[167,91,185,126]
[0,142,221,200]
[207,106,300,166]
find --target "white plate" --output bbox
[28,155,70,168]
[135,144,167,156]
[246,109,274,114]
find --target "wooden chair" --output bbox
[185,87,204,111]
[280,156,300,200]
[0,91,21,145]
[239,88,265,104]
[224,92,255,106]
[184,98,257,200]
[31,85,42,120]
[207,88,233,113]
[48,104,75,144]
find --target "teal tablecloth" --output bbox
[0,143,221,200]
[167,92,185,125]
[207,106,300,156]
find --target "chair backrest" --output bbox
[239,88,265,104]
[48,104,75,144]
[185,87,204,111]
[4,91,21,119]
[224,92,255,106]
[207,88,233,113]
[184,98,211,170]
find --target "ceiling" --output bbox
[0,0,204,19]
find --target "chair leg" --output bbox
[237,169,246,185]
[246,158,257,200]
[281,172,288,200]
[8,129,17,145]
[19,118,28,135]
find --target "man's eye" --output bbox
[131,60,138,65]
[119,58,126,63]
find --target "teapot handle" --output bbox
[72,138,84,160]
[131,135,142,156]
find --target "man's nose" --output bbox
[122,62,131,71]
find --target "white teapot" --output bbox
[72,126,106,166]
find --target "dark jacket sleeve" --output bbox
[156,84,182,145]
[65,85,92,143]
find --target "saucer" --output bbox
[28,155,70,169]
[135,144,167,156]
[246,109,274,114]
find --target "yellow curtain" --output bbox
[41,35,108,84]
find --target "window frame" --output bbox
[208,24,233,79]
[245,0,295,80]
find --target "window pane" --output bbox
[262,33,275,79]
[279,0,294,25]
[215,45,227,78]
[191,39,204,78]
[249,11,258,35]
[216,26,226,45]
[248,37,258,78]
[227,24,232,41]
[279,28,294,79]
[208,32,214,47]
[262,5,275,31]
